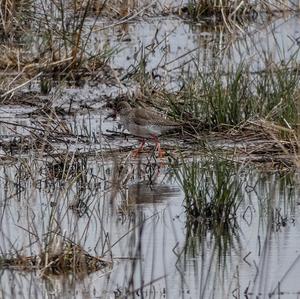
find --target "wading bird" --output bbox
[117,101,179,157]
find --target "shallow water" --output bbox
[1,1,300,298]
[90,12,300,89]
[0,155,300,298]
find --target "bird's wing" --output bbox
[132,108,157,125]
[133,108,178,126]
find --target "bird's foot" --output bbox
[154,141,165,159]
[132,140,145,157]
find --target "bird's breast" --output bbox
[127,123,162,137]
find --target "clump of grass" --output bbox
[167,61,299,131]
[0,238,111,275]
[255,64,299,126]
[0,0,32,40]
[180,0,299,26]
[180,0,257,25]
[1,135,52,155]
[45,154,89,186]
[184,212,240,259]
[40,237,110,275]
[0,0,117,93]
[174,156,244,227]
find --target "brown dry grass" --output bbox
[1,240,111,275]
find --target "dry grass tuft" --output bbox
[1,239,111,276]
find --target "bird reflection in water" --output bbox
[118,181,180,216]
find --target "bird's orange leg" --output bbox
[132,139,145,157]
[152,135,165,158]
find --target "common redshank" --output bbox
[117,101,179,157]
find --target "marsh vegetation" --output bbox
[0,0,300,298]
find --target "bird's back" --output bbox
[119,103,179,138]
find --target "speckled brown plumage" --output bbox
[117,101,179,157]
[118,101,179,138]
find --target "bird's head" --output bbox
[117,101,132,115]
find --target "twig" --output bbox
[1,72,43,98]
